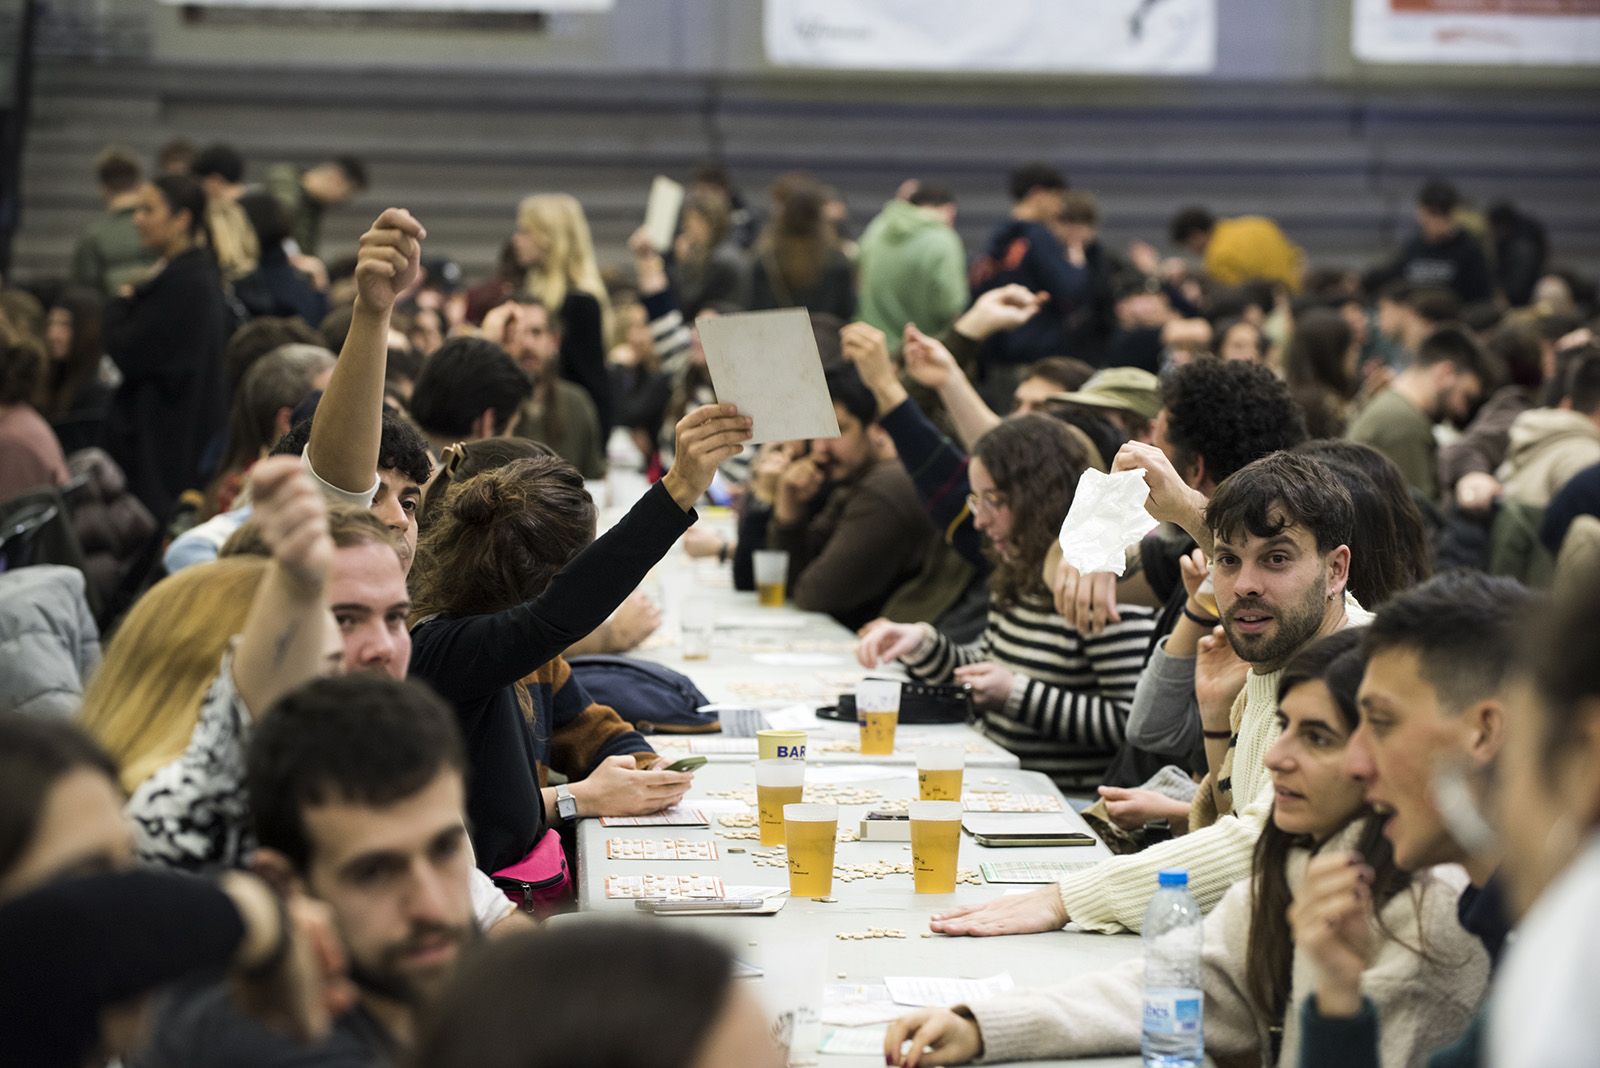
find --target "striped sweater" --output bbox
[900,593,1157,792]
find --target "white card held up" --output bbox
[696,308,840,444]
[642,175,685,252]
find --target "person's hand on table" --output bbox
[856,621,926,669]
[884,1008,983,1067]
[570,754,694,817]
[1095,786,1191,833]
[1196,625,1248,735]
[928,884,1067,936]
[901,324,962,390]
[1289,851,1377,1018]
[773,455,825,526]
[1051,560,1121,637]
[952,662,1014,711]
[1111,441,1208,544]
[662,404,752,512]
[606,591,660,651]
[952,284,1047,342]
[1454,471,1502,515]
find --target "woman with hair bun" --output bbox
[407,405,750,877]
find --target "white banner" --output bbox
[764,0,1217,75]
[1353,0,1600,65]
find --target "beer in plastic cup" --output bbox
[783,803,838,898]
[916,747,965,801]
[855,679,901,755]
[757,730,807,762]
[909,800,963,894]
[753,550,789,607]
[1194,573,1218,618]
[755,759,806,847]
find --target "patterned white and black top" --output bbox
[125,651,517,927]
[901,593,1158,793]
[126,651,254,874]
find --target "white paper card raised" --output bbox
[642,175,685,252]
[696,308,840,444]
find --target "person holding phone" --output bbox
[883,630,1485,1068]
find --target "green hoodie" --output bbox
[857,198,969,352]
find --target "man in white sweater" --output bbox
[932,451,1364,935]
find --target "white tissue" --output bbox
[1058,468,1160,576]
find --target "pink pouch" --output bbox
[491,829,572,917]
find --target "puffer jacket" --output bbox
[66,448,157,614]
[0,565,100,719]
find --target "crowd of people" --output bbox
[0,138,1598,1068]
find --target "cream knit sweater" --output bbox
[1056,600,1373,933]
[967,832,1488,1067]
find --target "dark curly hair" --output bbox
[1160,358,1307,487]
[972,414,1089,609]
[270,408,434,489]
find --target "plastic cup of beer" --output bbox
[753,550,789,607]
[856,678,901,756]
[757,729,807,762]
[916,748,965,801]
[783,803,838,898]
[755,759,807,847]
[1194,573,1218,618]
[909,801,963,894]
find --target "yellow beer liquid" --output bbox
[757,784,804,846]
[910,817,962,893]
[757,582,786,607]
[784,818,837,897]
[1194,590,1219,617]
[858,710,898,755]
[918,767,964,801]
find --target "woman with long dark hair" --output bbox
[1285,307,1359,438]
[884,630,1487,1068]
[748,172,855,320]
[102,173,231,518]
[40,286,116,454]
[858,414,1158,792]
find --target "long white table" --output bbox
[580,483,1144,1067]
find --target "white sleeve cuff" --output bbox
[301,450,379,508]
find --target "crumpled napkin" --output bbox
[1058,468,1160,576]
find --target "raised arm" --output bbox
[307,208,425,496]
[903,323,1000,451]
[231,456,336,720]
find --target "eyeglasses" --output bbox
[964,492,1008,517]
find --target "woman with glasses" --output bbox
[858,414,1158,792]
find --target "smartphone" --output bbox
[970,831,1096,848]
[663,755,708,773]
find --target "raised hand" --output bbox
[662,404,753,511]
[902,324,962,390]
[839,321,896,392]
[354,208,426,314]
[248,456,333,590]
[774,455,825,525]
[953,284,1047,341]
[1111,440,1208,543]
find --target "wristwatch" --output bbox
[555,784,579,823]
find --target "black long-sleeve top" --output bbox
[408,481,694,873]
[102,247,230,519]
[557,291,614,440]
[0,869,245,1068]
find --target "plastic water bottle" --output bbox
[1141,869,1204,1068]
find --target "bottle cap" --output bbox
[1157,869,1188,888]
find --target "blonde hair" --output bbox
[78,557,268,792]
[516,193,613,344]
